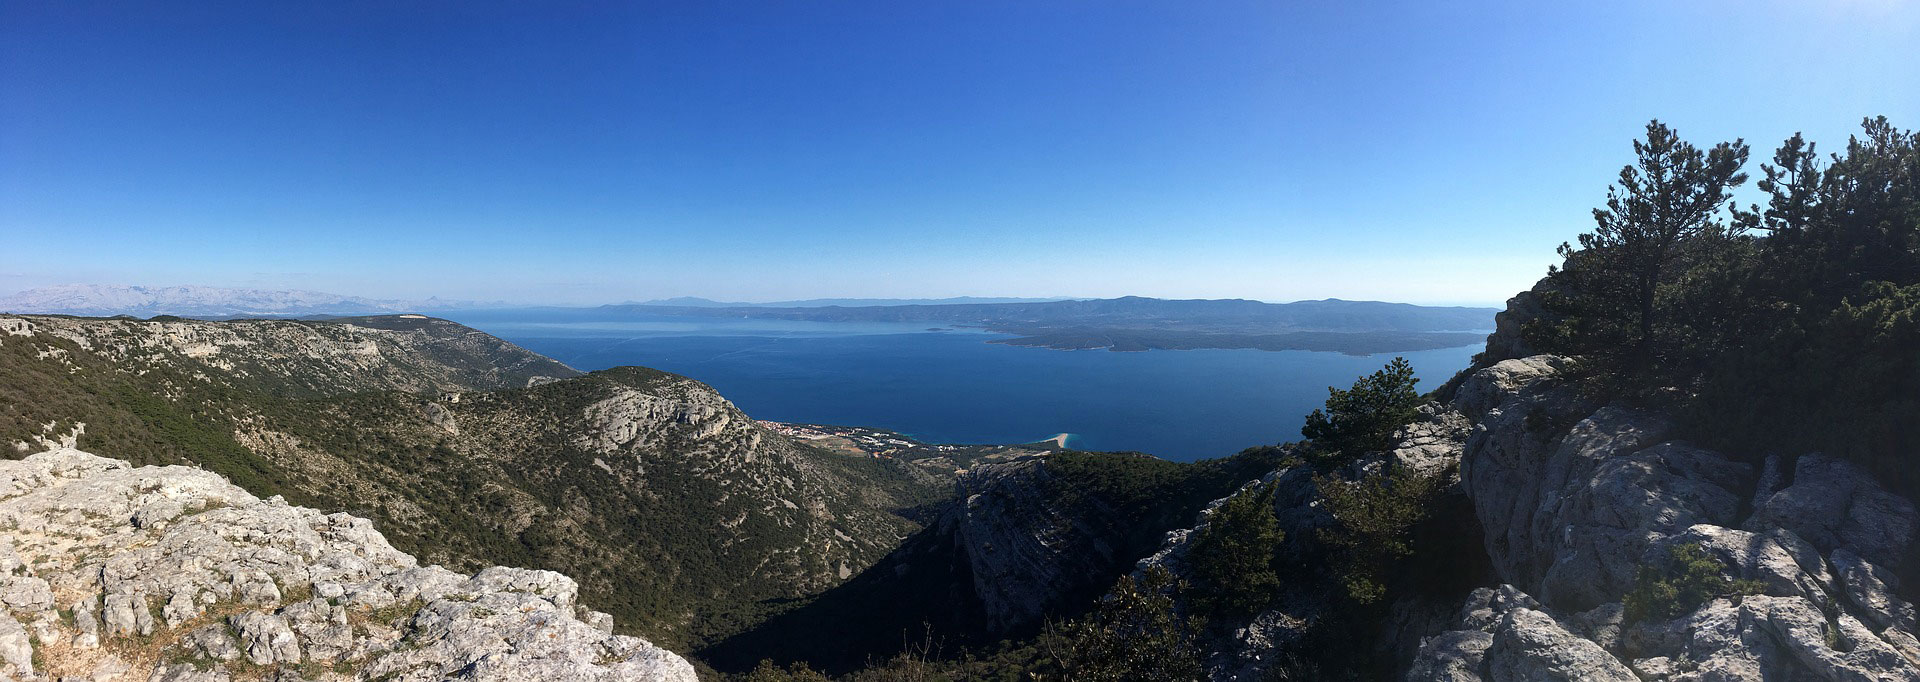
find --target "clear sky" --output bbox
[2,1,1915,306]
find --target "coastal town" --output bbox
[757,420,1059,473]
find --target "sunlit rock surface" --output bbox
[0,448,697,682]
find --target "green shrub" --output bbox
[741,659,831,682]
[1314,466,1438,604]
[1038,566,1202,682]
[1624,543,1766,623]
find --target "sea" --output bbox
[442,308,1484,463]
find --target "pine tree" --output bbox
[1551,120,1749,367]
[1300,357,1421,462]
[1187,482,1283,618]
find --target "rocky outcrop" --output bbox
[0,447,696,681]
[1454,358,1744,612]
[1411,355,1920,681]
[1411,586,1636,682]
[574,384,748,456]
[701,449,1285,674]
[1476,289,1552,366]
[1749,453,1919,568]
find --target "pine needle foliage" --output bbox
[1300,357,1421,464]
[1186,482,1284,619]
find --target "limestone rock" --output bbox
[1748,453,1919,567]
[1448,355,1570,421]
[150,663,234,682]
[947,458,1129,631]
[1663,595,1920,681]
[1463,398,1698,608]
[1535,440,1751,610]
[1477,288,1553,365]
[1834,549,1920,633]
[0,576,51,614]
[1406,630,1492,682]
[1486,608,1637,681]
[183,624,243,662]
[231,611,302,665]
[1391,404,1473,482]
[1410,585,1635,681]
[1651,525,1835,611]
[0,447,698,681]
[1432,354,1920,682]
[0,613,30,678]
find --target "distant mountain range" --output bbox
[603,296,1502,353]
[605,296,1497,331]
[0,284,490,317]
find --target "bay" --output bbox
[444,309,1483,462]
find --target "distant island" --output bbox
[628,295,1077,308]
[603,296,1497,353]
[1,285,1497,354]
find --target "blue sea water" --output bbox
[444,309,1484,462]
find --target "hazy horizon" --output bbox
[0,281,1511,311]
[5,2,1916,306]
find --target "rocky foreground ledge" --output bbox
[1412,355,1920,681]
[0,448,697,682]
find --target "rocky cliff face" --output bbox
[0,447,696,682]
[1409,355,1920,681]
[944,457,1149,631]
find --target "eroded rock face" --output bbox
[1749,453,1919,567]
[1412,357,1920,681]
[947,458,1129,632]
[0,448,697,682]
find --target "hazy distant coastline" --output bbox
[601,295,1497,353]
[1,284,1496,355]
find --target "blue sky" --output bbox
[2,1,1915,306]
